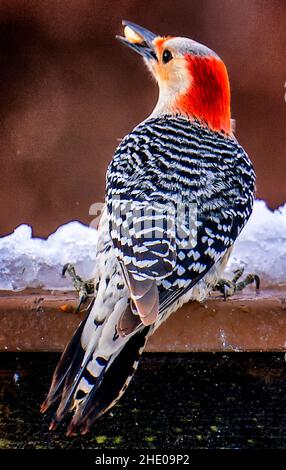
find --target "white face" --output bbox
[145,37,217,116]
[146,39,190,94]
[119,24,219,117]
[119,24,230,132]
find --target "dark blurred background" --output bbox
[0,0,285,237]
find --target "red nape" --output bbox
[176,56,231,134]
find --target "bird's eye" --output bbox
[162,49,173,64]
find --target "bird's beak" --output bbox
[116,20,158,61]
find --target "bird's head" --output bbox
[117,21,231,134]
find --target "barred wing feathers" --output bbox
[106,115,255,319]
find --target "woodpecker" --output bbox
[41,21,256,435]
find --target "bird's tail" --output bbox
[41,300,150,435]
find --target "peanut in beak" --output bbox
[124,25,144,44]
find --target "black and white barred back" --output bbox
[107,115,255,314]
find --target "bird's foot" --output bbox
[62,263,95,313]
[213,268,260,300]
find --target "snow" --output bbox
[0,199,285,291]
[0,222,98,290]
[225,199,286,284]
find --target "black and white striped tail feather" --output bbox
[41,298,151,434]
[40,298,95,416]
[67,325,150,435]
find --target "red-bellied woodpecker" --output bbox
[41,21,256,435]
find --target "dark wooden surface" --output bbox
[0,353,286,449]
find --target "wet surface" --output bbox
[0,353,286,449]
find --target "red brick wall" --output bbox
[0,0,285,237]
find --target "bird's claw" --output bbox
[214,267,260,300]
[62,263,95,313]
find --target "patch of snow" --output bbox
[225,199,286,283]
[0,222,98,290]
[0,199,285,291]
